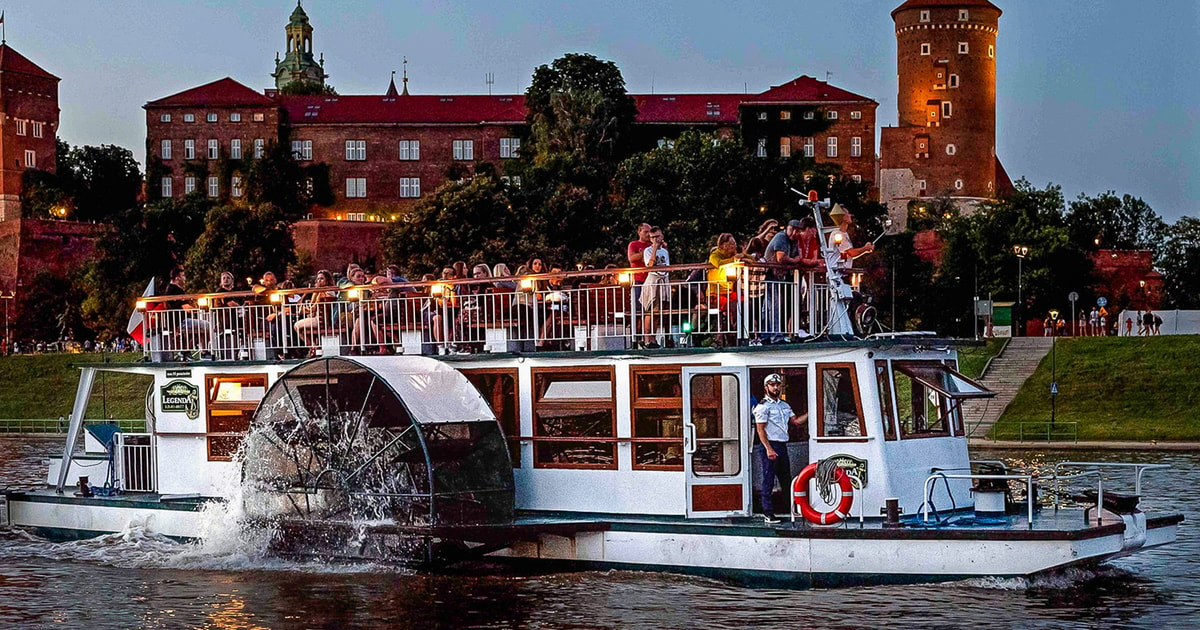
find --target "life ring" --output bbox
[792,462,855,525]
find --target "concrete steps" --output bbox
[963,337,1054,438]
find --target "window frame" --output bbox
[23,150,35,168]
[230,113,242,123]
[460,368,522,468]
[629,364,719,472]
[531,366,618,470]
[399,177,421,198]
[958,42,969,55]
[920,43,931,56]
[949,74,960,89]
[161,139,172,160]
[206,112,218,123]
[345,177,367,198]
[32,122,43,138]
[160,177,172,198]
[185,177,196,194]
[851,136,862,157]
[850,111,862,120]
[815,362,867,440]
[942,101,953,118]
[452,139,475,161]
[919,9,930,22]
[803,137,814,158]
[207,176,219,198]
[827,136,838,158]
[231,176,242,198]
[205,374,268,461]
[499,137,521,159]
[826,110,839,120]
[398,139,420,161]
[184,139,195,160]
[779,137,791,158]
[254,138,264,159]
[160,114,172,123]
[345,139,366,161]
[183,113,195,123]
[207,139,219,160]
[14,120,25,136]
[875,360,898,441]
[230,138,242,160]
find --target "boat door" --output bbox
[682,366,750,518]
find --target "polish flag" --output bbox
[125,278,156,344]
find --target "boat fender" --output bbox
[792,461,854,526]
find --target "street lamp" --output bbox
[1013,245,1029,336]
[0,290,14,355]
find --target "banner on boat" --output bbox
[161,379,200,419]
[828,453,868,487]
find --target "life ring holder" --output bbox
[791,462,855,526]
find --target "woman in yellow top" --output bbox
[705,233,753,341]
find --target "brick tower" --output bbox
[880,0,1007,220]
[271,1,327,91]
[0,44,60,221]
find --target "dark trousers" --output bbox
[755,440,792,516]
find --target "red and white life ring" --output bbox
[792,462,855,525]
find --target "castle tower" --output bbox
[271,1,327,91]
[0,44,61,221]
[881,0,1004,217]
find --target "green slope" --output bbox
[0,353,150,420]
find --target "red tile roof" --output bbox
[633,93,743,124]
[0,44,58,81]
[742,75,876,104]
[892,0,1001,18]
[146,77,275,108]
[279,94,529,125]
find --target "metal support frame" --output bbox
[55,368,97,493]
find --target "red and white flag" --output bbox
[125,278,156,344]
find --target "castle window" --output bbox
[852,175,862,183]
[803,111,815,120]
[161,177,172,197]
[755,138,767,158]
[942,101,953,118]
[453,139,474,160]
[988,181,994,192]
[657,139,675,149]
[291,140,312,161]
[706,102,720,117]
[827,137,838,158]
[183,113,195,123]
[345,177,367,198]
[345,140,366,161]
[184,139,195,160]
[851,137,862,157]
[207,139,219,160]
[231,176,242,198]
[946,144,957,156]
[207,176,219,198]
[959,9,969,21]
[347,213,365,222]
[826,111,839,120]
[780,110,791,120]
[231,113,242,123]
[398,140,420,161]
[949,74,960,88]
[160,114,171,123]
[804,137,814,157]
[33,122,43,138]
[851,111,862,120]
[758,112,768,121]
[780,138,791,158]
[920,43,931,56]
[955,179,964,190]
[185,177,196,194]
[988,45,995,59]
[500,137,520,159]
[254,139,264,159]
[24,150,35,168]
[230,139,242,160]
[161,140,172,160]
[206,113,218,123]
[918,180,927,192]
[919,10,930,22]
[399,177,421,198]
[14,120,25,136]
[253,113,265,122]
[958,42,969,54]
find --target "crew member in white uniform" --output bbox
[754,373,808,523]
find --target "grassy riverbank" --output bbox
[0,353,149,421]
[993,336,1200,441]
[956,338,1005,379]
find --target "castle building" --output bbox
[880,0,1013,223]
[0,43,60,221]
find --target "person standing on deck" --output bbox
[754,373,808,524]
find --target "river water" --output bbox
[1,438,1197,630]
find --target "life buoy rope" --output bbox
[792,461,855,525]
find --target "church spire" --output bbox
[386,71,399,98]
[272,0,328,91]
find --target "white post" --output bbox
[56,368,97,493]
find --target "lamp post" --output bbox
[0,290,14,355]
[1013,245,1029,336]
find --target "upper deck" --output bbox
[136,263,870,363]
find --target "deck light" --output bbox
[269,292,283,304]
[347,288,362,301]
[197,296,210,309]
[431,283,447,297]
[135,299,147,311]
[722,263,740,281]
[833,232,845,245]
[617,272,632,286]
[519,278,534,292]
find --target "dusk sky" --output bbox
[8,1,1198,220]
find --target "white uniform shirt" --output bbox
[827,229,853,270]
[754,395,795,443]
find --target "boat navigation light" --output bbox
[833,232,844,245]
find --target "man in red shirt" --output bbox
[627,223,652,339]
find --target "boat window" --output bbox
[688,373,742,476]
[892,361,990,439]
[205,374,267,460]
[631,367,685,470]
[532,368,616,469]
[461,368,521,468]
[875,360,897,441]
[816,364,865,438]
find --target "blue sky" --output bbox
[10,1,1198,220]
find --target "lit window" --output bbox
[160,114,172,123]
[347,213,366,222]
[230,139,242,160]
[946,144,957,156]
[826,111,838,120]
[14,120,25,136]
[253,113,265,122]
[756,138,767,158]
[253,139,264,159]
[852,175,862,183]
[827,137,838,158]
[780,138,791,158]
[231,176,242,198]
[207,176,219,197]
[345,177,367,198]
[918,179,927,191]
[803,111,815,120]
[32,122,43,138]
[706,102,720,117]
[291,140,312,161]
[183,113,195,123]
[23,149,35,167]
[919,9,930,22]
[758,111,768,121]
[399,177,421,198]
[453,139,474,160]
[161,139,172,160]
[921,43,931,56]
[230,113,241,122]
[780,110,791,120]
[345,140,366,161]
[949,74,960,88]
[398,140,420,160]
[500,137,521,159]
[851,137,862,157]
[942,101,953,118]
[803,137,814,158]
[988,45,995,59]
[955,179,964,190]
[184,139,195,160]
[959,9,969,21]
[206,113,218,123]
[207,139,219,160]
[532,369,617,469]
[185,177,196,194]
[850,111,862,120]
[161,177,172,197]
[958,42,969,54]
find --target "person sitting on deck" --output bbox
[293,269,338,356]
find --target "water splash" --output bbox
[958,565,1140,591]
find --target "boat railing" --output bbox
[136,264,845,361]
[1050,461,1171,510]
[115,433,157,493]
[921,473,1036,528]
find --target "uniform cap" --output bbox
[764,373,784,385]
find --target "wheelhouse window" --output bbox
[816,364,865,438]
[532,368,616,469]
[630,366,686,470]
[875,360,897,441]
[891,360,991,439]
[205,374,267,460]
[461,369,521,467]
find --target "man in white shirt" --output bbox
[754,373,808,523]
[826,204,874,270]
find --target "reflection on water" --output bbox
[2,439,1198,629]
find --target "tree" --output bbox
[1159,216,1200,309]
[59,143,142,222]
[243,137,332,219]
[16,272,89,343]
[19,168,73,219]
[525,53,638,164]
[1065,191,1166,253]
[185,204,297,289]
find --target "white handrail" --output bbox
[1052,461,1171,496]
[921,473,1035,528]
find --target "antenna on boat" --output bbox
[789,187,855,338]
